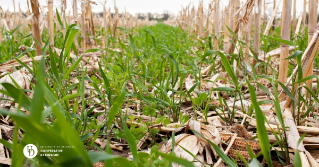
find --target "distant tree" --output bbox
[163,10,169,20]
[147,12,154,20]
[137,13,145,20]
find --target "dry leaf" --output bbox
[174,135,199,161]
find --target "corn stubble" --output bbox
[0,0,318,167]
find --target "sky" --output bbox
[0,0,308,16]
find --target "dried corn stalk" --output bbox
[30,0,42,56]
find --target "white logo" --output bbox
[23,144,38,158]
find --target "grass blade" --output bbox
[247,79,272,167]
[122,116,138,165]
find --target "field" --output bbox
[0,0,319,167]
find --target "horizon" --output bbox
[0,0,312,18]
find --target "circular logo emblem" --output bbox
[23,144,38,158]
